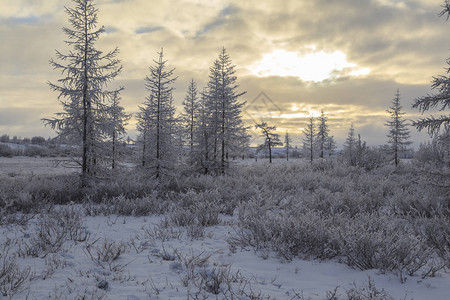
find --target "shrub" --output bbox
[0,144,14,157]
[91,192,164,216]
[18,206,88,257]
[0,250,31,297]
[337,213,432,277]
[345,276,393,300]
[230,197,339,260]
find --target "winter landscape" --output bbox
[1,0,450,299]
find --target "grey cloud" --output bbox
[135,26,164,34]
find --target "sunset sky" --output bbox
[1,0,448,147]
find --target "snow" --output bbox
[2,210,449,299]
[0,156,79,179]
[0,156,448,299]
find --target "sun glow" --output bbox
[249,49,370,82]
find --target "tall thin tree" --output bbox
[43,0,123,184]
[108,92,131,169]
[285,131,292,161]
[137,49,177,178]
[343,123,356,166]
[182,79,199,155]
[201,48,247,173]
[386,89,411,166]
[302,116,315,163]
[316,109,330,158]
[325,135,337,157]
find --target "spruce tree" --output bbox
[386,89,411,166]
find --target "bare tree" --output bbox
[43,0,123,185]
[386,89,411,166]
[255,122,282,163]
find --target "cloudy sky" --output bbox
[1,0,448,147]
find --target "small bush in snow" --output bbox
[416,215,450,267]
[0,248,31,297]
[144,218,183,242]
[194,199,221,227]
[169,206,197,227]
[18,206,88,257]
[230,197,339,261]
[345,276,393,300]
[337,213,432,277]
[186,224,206,240]
[84,238,128,272]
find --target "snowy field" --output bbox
[0,156,79,179]
[2,209,449,299]
[0,157,449,299]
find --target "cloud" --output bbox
[0,0,447,146]
[0,0,66,18]
[135,26,164,34]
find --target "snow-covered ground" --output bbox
[1,210,448,299]
[1,156,448,299]
[0,156,79,179]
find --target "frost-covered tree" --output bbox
[285,131,292,161]
[343,123,356,166]
[43,0,123,183]
[108,92,131,169]
[315,109,330,158]
[137,49,178,178]
[412,2,450,135]
[0,135,9,143]
[200,47,247,173]
[325,135,337,157]
[255,122,282,163]
[302,116,315,163]
[182,79,199,155]
[192,90,214,174]
[386,89,411,166]
[415,128,450,164]
[355,133,367,166]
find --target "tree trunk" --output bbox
[81,5,89,185]
[112,130,116,169]
[269,138,272,163]
[156,69,161,178]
